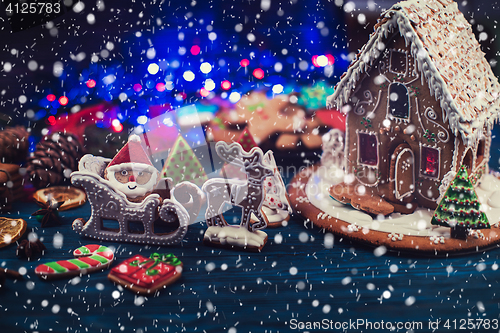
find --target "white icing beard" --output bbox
[107,170,159,199]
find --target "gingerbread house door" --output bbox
[389,143,415,202]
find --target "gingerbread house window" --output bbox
[388,83,409,119]
[476,139,486,166]
[389,49,407,74]
[358,133,378,166]
[421,146,439,178]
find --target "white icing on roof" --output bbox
[328,0,500,143]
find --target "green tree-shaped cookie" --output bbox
[431,165,490,233]
[161,136,208,187]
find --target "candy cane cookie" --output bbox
[35,244,114,280]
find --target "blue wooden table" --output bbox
[1,196,500,333]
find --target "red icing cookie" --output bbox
[108,253,183,295]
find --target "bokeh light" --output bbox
[58,96,69,105]
[240,59,250,67]
[183,70,195,82]
[253,68,265,79]
[147,63,160,75]
[204,79,216,91]
[190,45,201,55]
[229,91,241,103]
[221,80,231,90]
[200,62,212,74]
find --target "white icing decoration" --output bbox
[438,170,456,202]
[429,235,445,244]
[468,229,485,239]
[388,232,404,241]
[424,107,449,143]
[354,90,373,115]
[394,147,415,200]
[204,225,267,248]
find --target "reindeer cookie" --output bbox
[258,150,292,227]
[202,142,273,252]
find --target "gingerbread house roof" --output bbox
[328,0,500,144]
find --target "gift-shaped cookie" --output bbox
[108,253,183,295]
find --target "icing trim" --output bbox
[394,147,415,200]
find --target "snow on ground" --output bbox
[305,166,500,237]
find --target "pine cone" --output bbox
[0,126,29,163]
[27,133,84,189]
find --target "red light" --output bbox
[46,94,56,102]
[59,96,69,106]
[156,83,166,92]
[112,123,124,132]
[253,68,265,80]
[200,88,210,97]
[47,116,56,125]
[326,54,335,65]
[133,84,142,92]
[423,148,439,177]
[190,45,201,55]
[221,80,231,90]
[312,55,319,67]
[240,59,250,67]
[86,79,96,88]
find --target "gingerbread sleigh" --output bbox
[71,136,204,246]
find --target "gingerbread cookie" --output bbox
[33,186,86,211]
[206,91,330,152]
[0,217,27,248]
[35,244,114,280]
[108,253,183,295]
[103,134,160,203]
[71,154,190,246]
[290,165,500,257]
[203,142,273,252]
[160,135,208,188]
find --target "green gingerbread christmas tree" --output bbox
[431,165,490,239]
[161,136,208,187]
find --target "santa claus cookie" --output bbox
[104,135,160,203]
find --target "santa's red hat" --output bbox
[106,134,157,173]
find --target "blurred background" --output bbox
[1,0,500,164]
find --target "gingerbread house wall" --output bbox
[342,34,490,210]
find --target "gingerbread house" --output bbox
[328,0,500,215]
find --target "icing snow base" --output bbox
[260,206,289,224]
[204,225,267,248]
[305,165,500,237]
